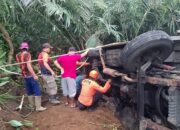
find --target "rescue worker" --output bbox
[78,70,111,111]
[54,47,89,108]
[16,42,46,111]
[38,43,60,104]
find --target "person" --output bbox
[75,60,90,99]
[16,42,46,111]
[54,47,89,108]
[38,43,60,104]
[77,70,111,111]
[75,74,86,100]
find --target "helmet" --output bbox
[20,42,29,49]
[89,70,99,79]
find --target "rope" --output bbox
[76,57,89,70]
[0,42,126,76]
[0,42,126,68]
[0,49,87,68]
[0,57,89,76]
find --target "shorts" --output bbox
[61,77,76,98]
[42,75,57,95]
[24,77,41,96]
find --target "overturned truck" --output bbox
[87,30,180,130]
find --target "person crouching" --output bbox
[77,70,111,111]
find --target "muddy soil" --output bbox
[0,99,124,130]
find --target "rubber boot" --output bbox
[27,96,35,110]
[49,95,60,105]
[35,96,47,112]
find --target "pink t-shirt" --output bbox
[57,54,81,79]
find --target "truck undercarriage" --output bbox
[87,30,180,130]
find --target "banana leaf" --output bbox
[8,120,23,128]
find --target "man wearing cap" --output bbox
[38,43,60,104]
[54,47,89,108]
[16,42,46,111]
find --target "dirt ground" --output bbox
[0,98,124,130]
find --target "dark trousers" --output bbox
[24,77,41,96]
[78,92,102,110]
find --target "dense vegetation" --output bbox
[0,0,179,89]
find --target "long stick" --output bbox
[16,95,25,111]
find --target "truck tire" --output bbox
[121,30,173,72]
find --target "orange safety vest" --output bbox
[78,79,111,106]
[16,51,31,77]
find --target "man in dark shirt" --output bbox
[38,43,60,104]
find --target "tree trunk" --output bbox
[0,24,14,64]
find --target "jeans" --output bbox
[24,77,41,96]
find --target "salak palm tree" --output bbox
[22,0,179,48]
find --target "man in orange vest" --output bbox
[16,42,46,111]
[78,70,111,111]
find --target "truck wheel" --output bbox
[121,30,173,72]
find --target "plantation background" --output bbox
[0,0,179,98]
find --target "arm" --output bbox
[92,79,111,93]
[43,53,55,76]
[80,49,89,58]
[76,61,90,66]
[26,54,38,80]
[54,60,64,74]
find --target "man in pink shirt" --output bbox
[54,47,89,107]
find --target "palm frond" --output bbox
[85,33,102,48]
[97,17,121,41]
[93,0,107,9]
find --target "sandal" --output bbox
[70,104,76,108]
[65,102,69,106]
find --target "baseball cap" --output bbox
[69,47,77,51]
[42,43,53,49]
[20,42,29,49]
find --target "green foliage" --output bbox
[8,120,33,128]
[0,43,9,86]
[1,0,179,51]
[8,120,23,128]
[0,78,9,87]
[0,43,6,65]
[21,120,33,127]
[0,92,15,105]
[0,0,179,59]
[86,33,102,48]
[0,42,19,87]
[102,0,180,40]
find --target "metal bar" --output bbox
[146,76,180,87]
[137,61,152,129]
[137,70,145,120]
[99,48,106,69]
